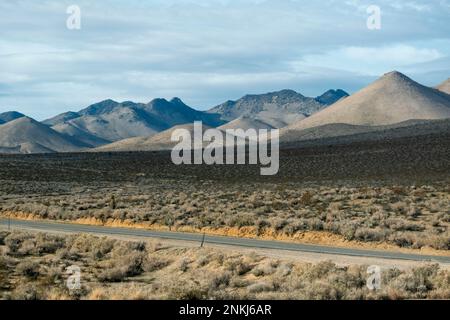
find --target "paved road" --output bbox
[1,218,449,263]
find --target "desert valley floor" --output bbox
[0,129,449,299]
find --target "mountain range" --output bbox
[0,88,346,153]
[207,89,348,128]
[0,71,449,154]
[43,98,225,145]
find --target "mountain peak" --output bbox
[316,89,349,105]
[243,89,302,100]
[0,111,26,124]
[170,97,184,104]
[149,98,169,105]
[8,116,36,125]
[0,115,83,153]
[79,99,120,116]
[275,89,300,95]
[287,72,450,131]
[208,89,326,125]
[380,71,412,83]
[42,111,80,126]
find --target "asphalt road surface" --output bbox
[1,218,449,264]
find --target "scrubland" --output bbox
[1,181,448,251]
[0,135,449,253]
[0,231,448,300]
[0,134,449,303]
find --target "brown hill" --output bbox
[0,117,86,153]
[285,71,450,131]
[436,78,450,94]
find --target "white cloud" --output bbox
[389,1,431,12]
[0,0,449,119]
[296,44,445,75]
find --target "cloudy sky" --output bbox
[1,0,449,120]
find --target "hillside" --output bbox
[0,117,87,153]
[46,98,224,143]
[0,111,25,124]
[208,89,347,127]
[436,78,450,94]
[286,71,450,131]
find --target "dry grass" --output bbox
[0,231,448,300]
[1,184,448,251]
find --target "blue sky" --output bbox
[1,0,449,120]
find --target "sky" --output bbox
[0,0,449,120]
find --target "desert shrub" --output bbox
[67,234,98,254]
[11,283,41,300]
[127,241,146,252]
[256,219,270,235]
[390,265,440,297]
[98,252,146,282]
[225,258,252,276]
[209,272,231,290]
[272,219,287,231]
[391,186,407,196]
[31,233,65,255]
[390,202,408,214]
[406,207,421,218]
[143,256,170,272]
[339,223,357,240]
[196,255,210,267]
[97,267,128,282]
[299,192,313,206]
[109,241,145,258]
[354,228,386,242]
[177,258,190,272]
[68,234,117,260]
[302,281,341,300]
[252,261,276,277]
[16,260,40,279]
[0,253,15,272]
[229,214,255,228]
[168,282,208,300]
[0,231,9,245]
[147,241,163,253]
[424,236,449,250]
[4,232,33,255]
[302,261,336,281]
[276,263,293,276]
[389,233,416,248]
[386,219,423,232]
[247,281,273,293]
[308,218,324,231]
[56,248,80,261]
[17,239,36,256]
[283,220,308,235]
[230,277,250,288]
[42,266,65,285]
[90,239,115,260]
